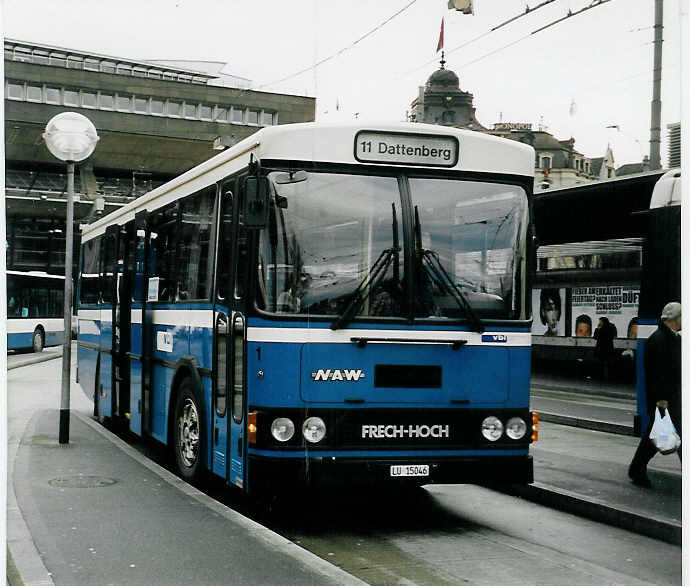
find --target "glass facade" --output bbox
[5,79,277,126]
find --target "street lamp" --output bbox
[43,112,99,444]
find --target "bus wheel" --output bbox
[32,328,44,353]
[173,379,204,483]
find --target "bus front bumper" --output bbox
[248,453,533,494]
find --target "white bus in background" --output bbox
[7,270,65,352]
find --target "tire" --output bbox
[173,379,205,483]
[32,329,44,353]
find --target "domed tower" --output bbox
[409,60,487,131]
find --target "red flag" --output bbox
[436,18,444,52]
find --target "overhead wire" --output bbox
[452,0,612,72]
[256,0,614,99]
[405,0,559,76]
[257,0,419,90]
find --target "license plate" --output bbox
[390,465,429,477]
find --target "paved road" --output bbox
[258,482,680,585]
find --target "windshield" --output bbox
[257,172,404,317]
[409,178,527,320]
[257,171,528,321]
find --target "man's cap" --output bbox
[661,302,681,321]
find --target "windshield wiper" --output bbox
[414,207,484,333]
[331,203,400,330]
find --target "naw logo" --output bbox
[311,368,366,382]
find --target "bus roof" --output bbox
[82,121,535,241]
[649,168,681,209]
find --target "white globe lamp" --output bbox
[43,112,99,444]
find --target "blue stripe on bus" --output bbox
[8,332,33,350]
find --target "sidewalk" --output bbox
[513,420,681,545]
[7,353,682,586]
[7,351,365,586]
[526,371,681,544]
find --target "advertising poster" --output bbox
[531,288,565,336]
[571,285,639,339]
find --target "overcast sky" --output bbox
[3,0,683,166]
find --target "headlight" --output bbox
[302,416,326,443]
[271,417,295,442]
[481,416,503,441]
[506,417,527,440]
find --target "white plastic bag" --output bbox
[649,407,681,455]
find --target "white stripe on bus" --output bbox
[78,309,531,346]
[79,309,212,328]
[246,327,531,347]
[7,318,64,334]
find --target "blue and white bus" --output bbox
[7,270,65,352]
[77,122,538,495]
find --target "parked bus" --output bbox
[7,270,65,352]
[635,169,681,434]
[77,122,538,496]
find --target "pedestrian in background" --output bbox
[628,302,682,488]
[594,316,616,380]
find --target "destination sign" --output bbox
[354,131,459,167]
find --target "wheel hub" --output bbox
[177,398,199,468]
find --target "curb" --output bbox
[497,482,681,546]
[8,350,62,371]
[531,383,636,401]
[7,548,25,586]
[537,411,634,436]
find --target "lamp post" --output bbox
[43,112,99,444]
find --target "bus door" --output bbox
[113,220,135,431]
[229,199,250,490]
[213,186,248,489]
[129,211,150,436]
[98,226,118,419]
[213,188,232,482]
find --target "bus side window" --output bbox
[178,186,215,301]
[80,237,101,306]
[235,223,249,301]
[100,233,117,305]
[148,203,179,302]
[216,183,234,304]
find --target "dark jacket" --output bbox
[594,321,616,360]
[644,322,682,415]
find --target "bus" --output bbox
[77,122,538,496]
[635,168,681,434]
[7,270,65,352]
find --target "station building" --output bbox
[4,38,315,275]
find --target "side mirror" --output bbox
[243,176,269,228]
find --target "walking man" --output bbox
[628,302,682,487]
[594,316,616,380]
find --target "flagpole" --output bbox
[437,17,445,66]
